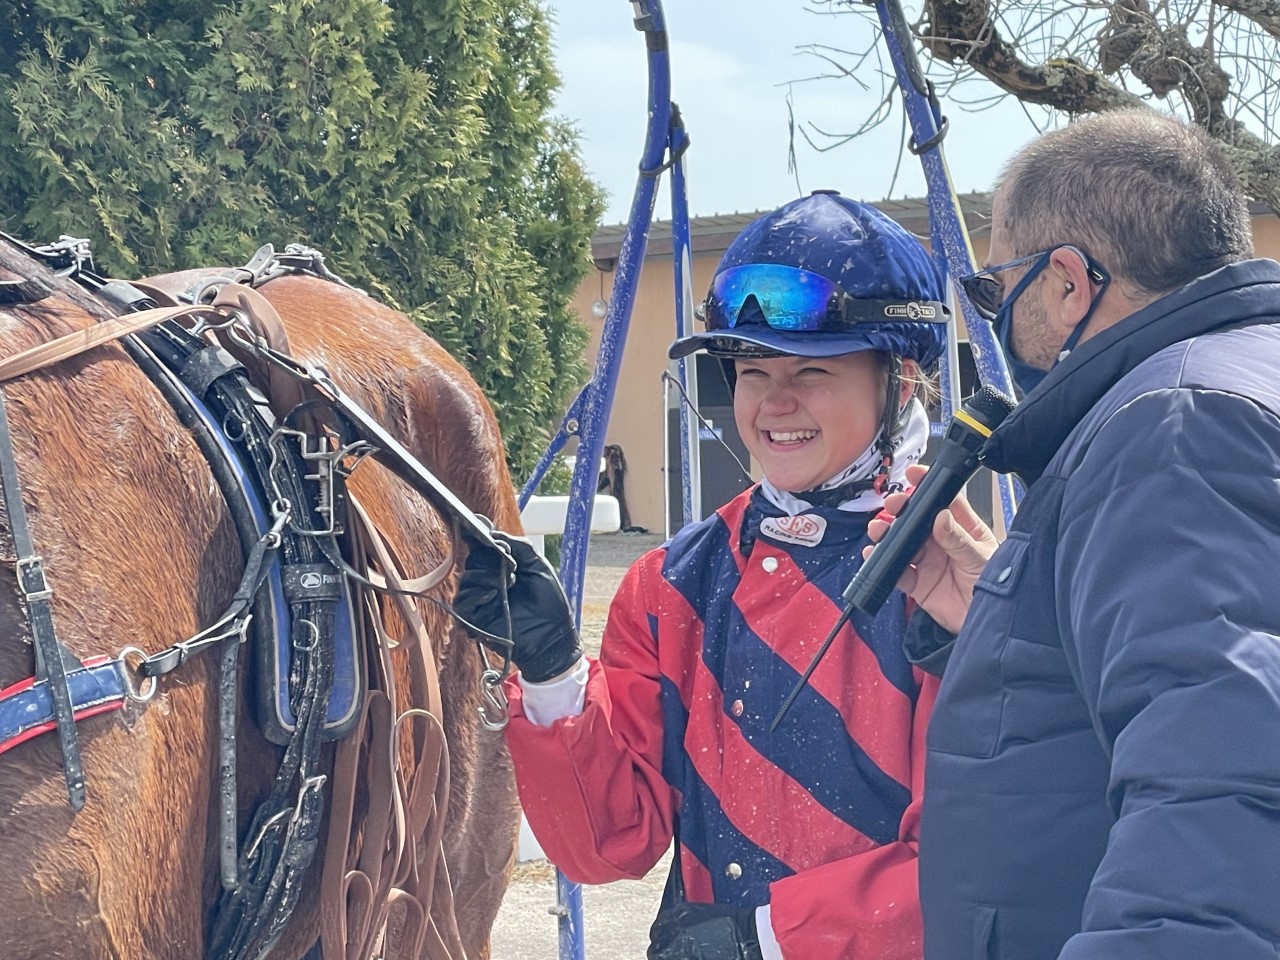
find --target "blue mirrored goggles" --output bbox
[699,263,946,332]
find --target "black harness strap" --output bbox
[123,307,341,960]
[0,384,86,809]
[0,277,52,304]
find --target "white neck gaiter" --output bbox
[759,397,930,515]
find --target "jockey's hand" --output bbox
[648,903,764,960]
[864,463,1000,634]
[454,531,583,683]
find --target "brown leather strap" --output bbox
[0,281,303,399]
[114,278,310,420]
[206,283,310,418]
[122,279,182,308]
[363,546,455,619]
[0,303,217,382]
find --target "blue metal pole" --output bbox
[559,0,670,624]
[872,0,1020,525]
[545,3,674,957]
[669,106,699,529]
[519,390,587,510]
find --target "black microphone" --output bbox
[769,385,1016,732]
[843,385,1016,616]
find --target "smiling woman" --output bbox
[461,189,955,960]
[733,351,904,492]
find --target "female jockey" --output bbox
[456,190,948,960]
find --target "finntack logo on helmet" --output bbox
[883,301,938,321]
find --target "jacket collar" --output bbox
[738,485,872,556]
[984,259,1280,484]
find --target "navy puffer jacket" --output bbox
[921,259,1280,960]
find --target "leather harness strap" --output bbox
[0,283,298,391]
[0,381,87,808]
[208,284,311,419]
[0,303,217,382]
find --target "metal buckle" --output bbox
[16,555,53,602]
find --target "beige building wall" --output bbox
[563,196,1278,535]
[567,246,724,534]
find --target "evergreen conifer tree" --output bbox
[0,0,603,478]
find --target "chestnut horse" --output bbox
[0,239,520,960]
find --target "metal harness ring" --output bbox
[119,645,159,703]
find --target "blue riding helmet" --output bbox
[669,190,949,370]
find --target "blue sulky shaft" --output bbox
[520,2,679,958]
[872,0,1021,524]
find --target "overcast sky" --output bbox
[548,0,1047,224]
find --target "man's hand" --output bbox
[864,463,1000,633]
[453,532,583,683]
[648,903,764,960]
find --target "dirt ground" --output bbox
[575,529,664,657]
[490,530,668,960]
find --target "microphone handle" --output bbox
[843,463,970,616]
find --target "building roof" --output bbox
[591,192,1276,268]
[591,192,996,267]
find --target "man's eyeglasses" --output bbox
[959,246,1110,321]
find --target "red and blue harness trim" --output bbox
[0,655,128,759]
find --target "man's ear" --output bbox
[1046,247,1096,332]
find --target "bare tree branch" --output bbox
[918,0,1280,211]
[1215,0,1280,42]
[798,0,1280,213]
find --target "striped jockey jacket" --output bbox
[505,485,936,959]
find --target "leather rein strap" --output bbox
[0,302,221,381]
[322,497,462,960]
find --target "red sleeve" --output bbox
[767,669,938,959]
[503,551,678,883]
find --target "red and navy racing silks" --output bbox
[505,485,936,959]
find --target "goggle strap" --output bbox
[872,359,903,495]
[705,296,950,330]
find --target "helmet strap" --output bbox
[872,356,904,495]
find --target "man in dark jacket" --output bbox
[872,109,1280,958]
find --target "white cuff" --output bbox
[755,904,782,960]
[518,656,588,726]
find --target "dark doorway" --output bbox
[666,355,752,530]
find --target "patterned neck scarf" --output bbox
[759,398,929,516]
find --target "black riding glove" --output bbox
[453,531,583,683]
[648,903,764,960]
